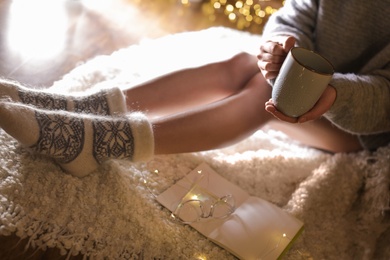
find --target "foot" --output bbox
[0,78,127,116]
[0,101,154,177]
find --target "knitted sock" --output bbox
[0,101,154,177]
[0,78,127,116]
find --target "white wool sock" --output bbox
[0,79,127,116]
[0,101,154,177]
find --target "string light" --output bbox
[191,194,200,200]
[257,232,292,259]
[192,0,284,32]
[196,254,208,260]
[126,0,283,35]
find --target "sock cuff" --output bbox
[102,87,127,116]
[126,112,154,162]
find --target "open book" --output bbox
[157,163,304,260]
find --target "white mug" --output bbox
[272,47,334,117]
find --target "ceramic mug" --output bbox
[271,47,334,117]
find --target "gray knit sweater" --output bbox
[263,0,390,150]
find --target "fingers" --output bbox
[257,52,286,63]
[282,36,296,52]
[260,41,286,56]
[297,85,336,123]
[257,60,282,79]
[257,42,286,79]
[257,36,296,80]
[265,99,298,123]
[265,85,336,124]
[260,36,296,55]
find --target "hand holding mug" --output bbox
[265,85,337,123]
[257,36,296,80]
[270,47,334,118]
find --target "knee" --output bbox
[226,52,258,73]
[220,52,260,92]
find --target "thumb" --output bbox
[283,36,296,52]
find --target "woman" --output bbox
[0,0,388,177]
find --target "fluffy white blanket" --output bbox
[1,27,390,259]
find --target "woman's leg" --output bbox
[0,78,127,116]
[266,118,362,153]
[0,66,361,178]
[124,52,260,117]
[152,72,274,154]
[148,68,362,154]
[0,52,258,118]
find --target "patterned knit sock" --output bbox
[0,78,127,116]
[0,101,154,177]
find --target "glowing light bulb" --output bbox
[197,255,207,260]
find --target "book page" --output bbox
[157,163,303,259]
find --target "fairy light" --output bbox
[196,255,208,260]
[235,1,243,8]
[257,232,292,258]
[225,4,234,13]
[194,0,284,32]
[191,194,199,200]
[127,0,283,34]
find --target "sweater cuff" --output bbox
[327,74,347,115]
[127,112,154,162]
[324,73,356,133]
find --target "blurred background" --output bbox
[0,0,284,87]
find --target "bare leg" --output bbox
[0,51,364,180]
[267,118,362,153]
[124,52,260,117]
[152,82,362,154]
[152,73,274,154]
[0,52,363,177]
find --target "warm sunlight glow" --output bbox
[6,0,68,59]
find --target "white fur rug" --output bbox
[1,27,390,259]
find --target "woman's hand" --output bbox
[257,36,296,80]
[265,85,337,123]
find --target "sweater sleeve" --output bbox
[262,0,318,49]
[324,47,390,135]
[263,0,390,136]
